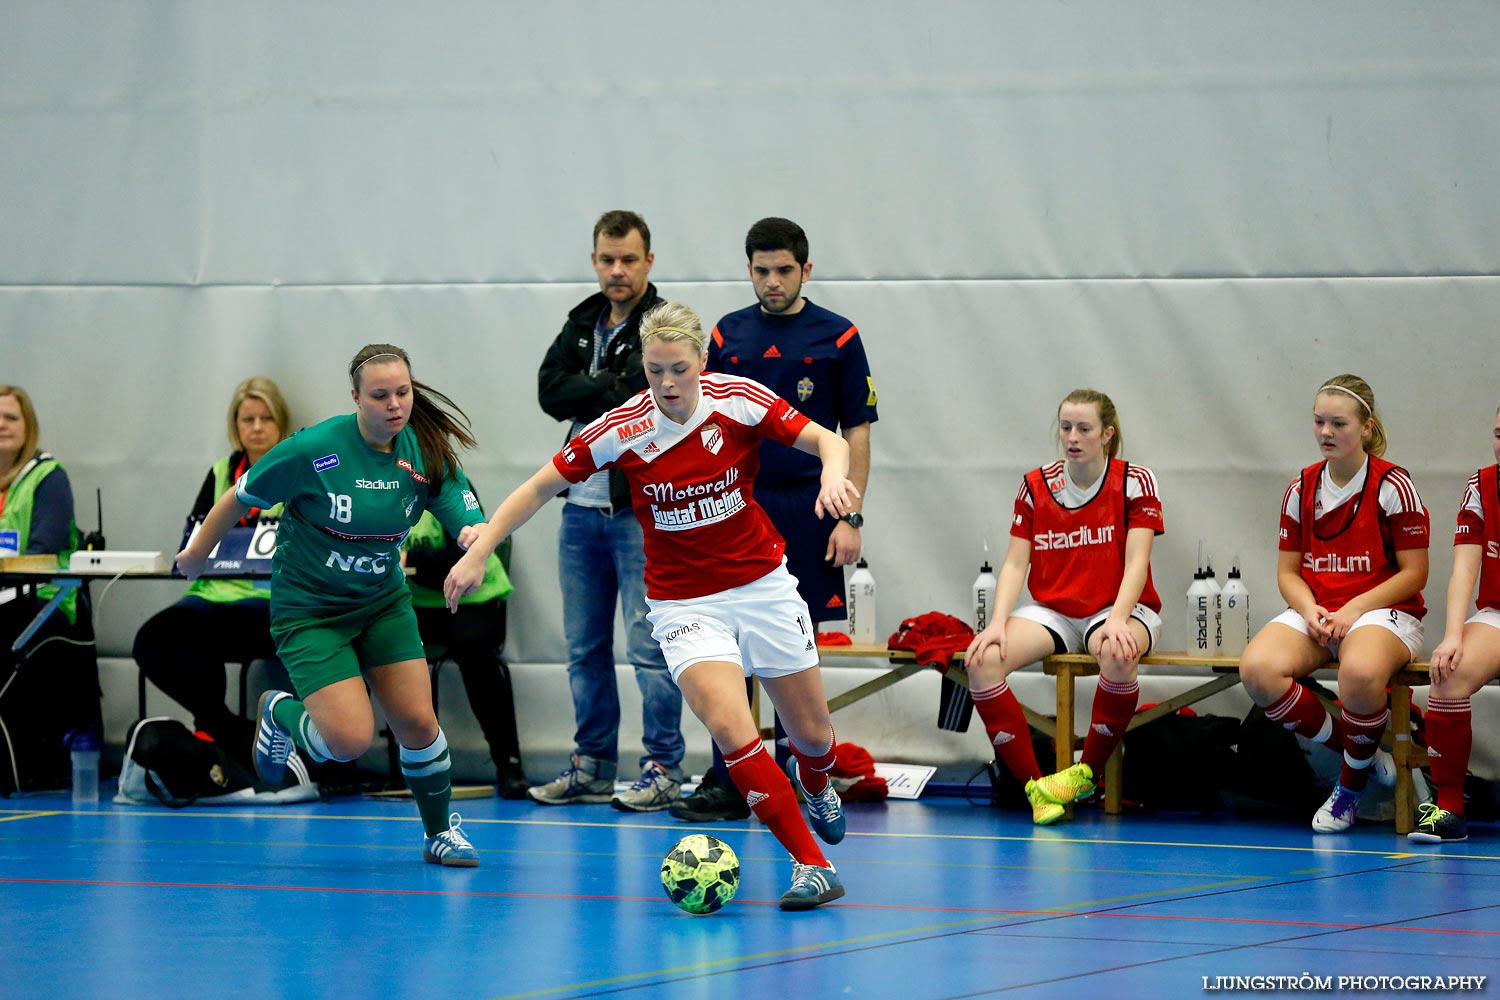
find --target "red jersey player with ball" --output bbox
[964,388,1165,826]
[1240,374,1430,834]
[447,301,857,909]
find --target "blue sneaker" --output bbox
[787,758,845,845]
[423,812,480,868]
[253,690,295,786]
[778,860,845,910]
[1311,783,1361,833]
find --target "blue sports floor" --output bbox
[2,790,1497,1000]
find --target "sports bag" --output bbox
[115,717,318,807]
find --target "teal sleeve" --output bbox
[426,466,485,537]
[237,433,303,508]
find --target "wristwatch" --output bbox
[840,512,864,529]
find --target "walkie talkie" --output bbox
[80,488,106,551]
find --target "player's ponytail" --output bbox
[349,344,476,490]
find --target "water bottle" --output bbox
[1221,563,1251,655]
[68,729,101,806]
[847,559,878,644]
[1205,558,1223,654]
[1186,567,1212,654]
[972,560,998,632]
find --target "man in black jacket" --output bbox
[532,210,685,811]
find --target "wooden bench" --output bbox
[809,643,1432,834]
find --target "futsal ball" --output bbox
[661,834,740,914]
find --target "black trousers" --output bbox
[415,601,521,767]
[1,591,103,793]
[132,596,280,759]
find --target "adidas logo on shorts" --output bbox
[804,640,814,651]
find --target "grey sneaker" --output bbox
[611,760,681,813]
[528,754,613,805]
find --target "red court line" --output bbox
[4,876,1497,937]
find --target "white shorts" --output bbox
[645,561,819,683]
[1467,607,1500,632]
[1270,607,1424,661]
[1009,602,1163,655]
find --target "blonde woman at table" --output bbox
[133,377,305,780]
[0,384,102,795]
[963,388,1165,826]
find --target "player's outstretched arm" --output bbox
[444,462,570,610]
[175,486,252,580]
[792,422,858,520]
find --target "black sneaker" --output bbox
[669,770,751,822]
[1408,802,1468,844]
[497,758,529,800]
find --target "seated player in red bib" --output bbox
[1409,403,1500,845]
[1240,373,1430,834]
[963,388,1165,825]
[447,301,857,910]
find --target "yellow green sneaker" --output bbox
[1034,762,1095,805]
[1025,778,1065,826]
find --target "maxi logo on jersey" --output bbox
[643,468,745,531]
[1303,552,1374,574]
[1033,524,1115,552]
[617,416,655,447]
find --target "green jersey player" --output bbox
[177,344,486,867]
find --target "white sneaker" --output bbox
[1370,749,1397,787]
[1311,784,1361,833]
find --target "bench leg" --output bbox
[1105,747,1123,815]
[1054,667,1077,818]
[1390,684,1415,835]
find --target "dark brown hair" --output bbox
[593,210,650,253]
[348,345,475,490]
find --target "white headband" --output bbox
[352,352,402,377]
[1317,383,1370,414]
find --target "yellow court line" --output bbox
[0,810,62,823]
[46,807,1500,862]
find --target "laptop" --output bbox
[173,516,277,578]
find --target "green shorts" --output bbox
[269,588,426,697]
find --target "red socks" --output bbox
[789,729,837,796]
[1424,697,1472,814]
[1081,677,1139,773]
[1338,706,1388,792]
[1265,682,1342,746]
[972,679,1042,782]
[724,739,827,867]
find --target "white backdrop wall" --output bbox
[4,3,1499,683]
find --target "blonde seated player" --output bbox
[963,389,1165,825]
[447,301,855,909]
[1239,374,1429,834]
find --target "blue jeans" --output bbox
[558,503,684,780]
